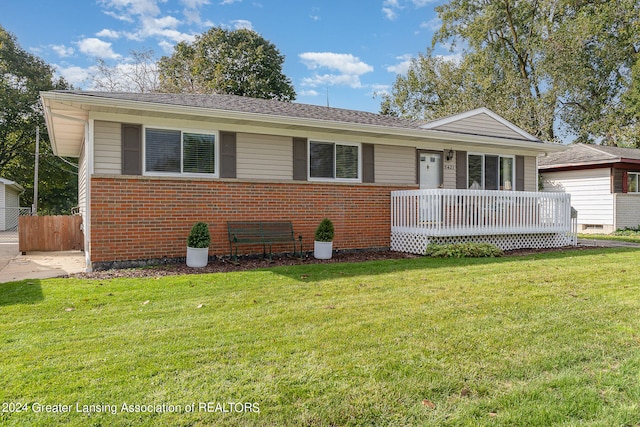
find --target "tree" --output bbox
[158,27,296,101]
[0,25,77,213]
[90,49,159,93]
[382,0,640,144]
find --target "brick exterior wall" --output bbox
[89,176,415,267]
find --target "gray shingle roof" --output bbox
[539,143,640,169]
[58,90,423,129]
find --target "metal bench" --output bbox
[227,221,302,262]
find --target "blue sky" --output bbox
[2,0,454,113]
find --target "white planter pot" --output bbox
[314,241,333,260]
[186,247,209,268]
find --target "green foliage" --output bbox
[382,0,640,145]
[613,226,640,236]
[0,25,76,214]
[158,27,296,101]
[314,218,334,242]
[425,242,503,258]
[186,222,211,248]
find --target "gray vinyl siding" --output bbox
[433,113,525,140]
[236,133,292,180]
[94,121,121,174]
[524,156,537,191]
[375,144,415,184]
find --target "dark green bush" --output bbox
[425,242,503,258]
[315,218,334,242]
[614,226,640,236]
[187,222,211,248]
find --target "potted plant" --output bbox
[313,218,334,260]
[186,222,211,268]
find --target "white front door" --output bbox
[419,152,443,223]
[419,152,442,189]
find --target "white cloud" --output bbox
[220,0,241,4]
[386,54,413,75]
[98,0,162,17]
[54,65,95,87]
[382,0,436,20]
[180,0,210,24]
[300,52,374,89]
[50,44,75,58]
[77,38,121,59]
[370,84,391,96]
[299,90,319,97]
[231,19,253,30]
[98,0,196,52]
[300,52,373,76]
[96,29,121,39]
[382,7,396,20]
[420,17,441,32]
[181,0,209,7]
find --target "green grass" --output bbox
[579,231,640,244]
[2,248,640,426]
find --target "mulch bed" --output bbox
[71,245,600,280]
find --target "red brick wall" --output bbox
[89,177,415,265]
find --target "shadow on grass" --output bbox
[0,280,44,306]
[267,246,640,282]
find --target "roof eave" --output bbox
[41,91,564,154]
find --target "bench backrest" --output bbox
[227,221,294,243]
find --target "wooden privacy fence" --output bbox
[19,216,84,252]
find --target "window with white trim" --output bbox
[468,154,514,190]
[145,128,216,175]
[309,141,359,181]
[627,172,640,192]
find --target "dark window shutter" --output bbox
[220,132,236,178]
[362,143,375,183]
[516,156,525,191]
[622,171,629,193]
[293,138,308,181]
[456,150,467,189]
[121,124,142,175]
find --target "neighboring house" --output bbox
[40,91,566,270]
[0,178,25,231]
[540,143,640,234]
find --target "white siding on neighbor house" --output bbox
[236,133,292,180]
[542,168,613,226]
[375,144,415,184]
[94,120,121,174]
[432,113,525,140]
[614,194,640,230]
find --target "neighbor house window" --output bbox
[145,128,216,175]
[468,154,514,190]
[628,172,640,192]
[309,141,359,181]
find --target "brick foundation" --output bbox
[89,176,415,268]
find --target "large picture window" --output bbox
[467,154,514,190]
[145,128,216,175]
[309,141,359,181]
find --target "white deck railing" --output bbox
[391,189,575,237]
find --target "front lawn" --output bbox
[2,248,640,426]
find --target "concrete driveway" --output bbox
[0,243,86,283]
